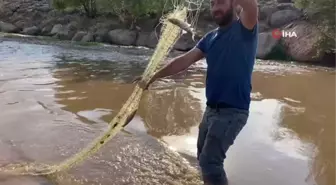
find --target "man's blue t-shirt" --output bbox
[196,19,258,110]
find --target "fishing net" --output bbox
[0,0,205,183]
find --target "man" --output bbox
[136,0,258,184]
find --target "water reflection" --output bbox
[252,71,335,185]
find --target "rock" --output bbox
[135,32,148,46]
[47,9,61,17]
[22,26,40,35]
[0,21,20,33]
[258,22,269,33]
[136,31,158,48]
[50,24,73,40]
[0,6,14,17]
[72,31,87,41]
[259,5,277,21]
[50,24,63,35]
[277,0,292,3]
[56,15,72,25]
[8,3,20,13]
[67,21,78,31]
[174,34,197,51]
[277,3,298,10]
[56,28,70,40]
[66,21,78,39]
[281,21,325,62]
[14,20,26,30]
[95,36,103,42]
[41,25,53,36]
[136,18,160,32]
[81,33,94,42]
[94,28,109,42]
[320,53,336,67]
[40,18,57,29]
[256,32,280,59]
[32,11,44,20]
[270,10,302,27]
[37,6,51,12]
[108,29,137,45]
[145,31,158,48]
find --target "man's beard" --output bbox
[213,8,234,27]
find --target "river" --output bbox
[0,38,335,185]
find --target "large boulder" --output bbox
[0,21,20,33]
[21,26,40,35]
[269,9,302,27]
[108,29,137,45]
[136,31,158,48]
[256,32,280,59]
[258,5,278,22]
[94,28,109,43]
[281,21,325,62]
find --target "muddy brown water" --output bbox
[0,39,335,185]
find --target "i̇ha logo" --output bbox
[272,29,297,39]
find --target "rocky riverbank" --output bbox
[0,0,334,66]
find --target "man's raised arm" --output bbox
[235,0,258,30]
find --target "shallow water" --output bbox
[0,39,335,185]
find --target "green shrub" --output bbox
[53,0,97,18]
[53,0,67,10]
[98,0,176,23]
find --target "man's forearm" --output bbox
[152,55,192,80]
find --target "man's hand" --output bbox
[233,0,258,30]
[132,75,154,90]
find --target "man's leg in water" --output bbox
[197,107,249,185]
